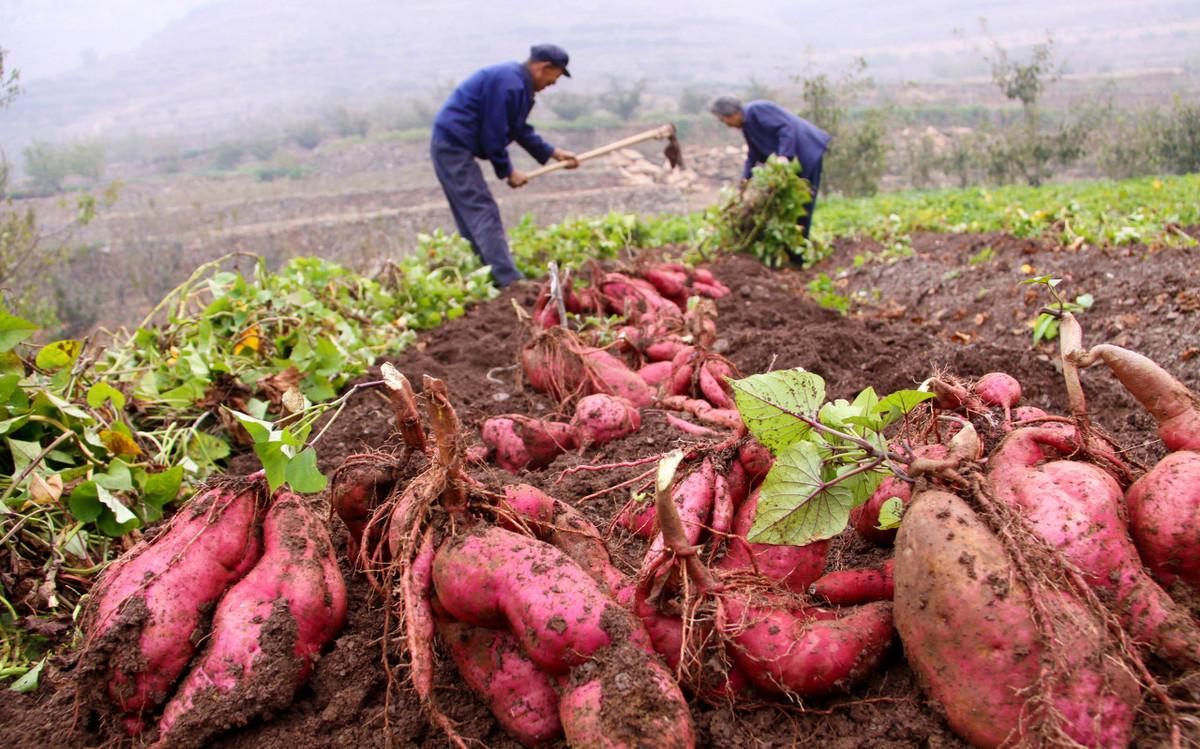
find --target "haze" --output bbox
[3,0,1199,150]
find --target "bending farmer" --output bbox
[710,95,831,245]
[431,44,579,287]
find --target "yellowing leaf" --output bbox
[100,429,142,457]
[1019,263,1035,274]
[233,326,261,356]
[29,473,64,505]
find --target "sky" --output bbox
[2,0,206,80]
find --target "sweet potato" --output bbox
[894,489,1139,748]
[329,455,397,559]
[990,426,1200,666]
[808,560,894,605]
[637,360,675,387]
[79,478,266,725]
[640,266,689,309]
[557,641,695,749]
[1072,342,1200,451]
[482,415,578,473]
[1125,451,1200,592]
[571,393,641,448]
[620,459,715,544]
[503,484,634,607]
[432,525,633,674]
[437,618,562,746]
[644,339,689,363]
[717,488,827,592]
[581,347,656,408]
[972,371,1021,409]
[722,595,894,698]
[155,493,347,749]
[850,444,946,546]
[738,440,773,482]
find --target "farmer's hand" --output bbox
[552,148,580,169]
[507,170,529,188]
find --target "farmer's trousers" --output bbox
[799,157,824,241]
[430,139,524,287]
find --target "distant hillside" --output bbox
[2,0,1198,149]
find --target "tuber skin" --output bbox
[80,479,266,725]
[990,426,1200,667]
[155,492,347,749]
[432,525,635,675]
[1125,451,1200,592]
[571,393,642,448]
[482,415,577,473]
[717,488,828,593]
[1072,343,1200,452]
[437,618,563,746]
[808,559,895,605]
[894,489,1139,749]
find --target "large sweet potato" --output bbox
[990,426,1200,666]
[155,492,347,748]
[432,525,634,674]
[894,489,1139,748]
[79,478,267,727]
[717,487,827,593]
[1125,450,1200,592]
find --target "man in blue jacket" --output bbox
[431,44,579,287]
[710,96,831,245]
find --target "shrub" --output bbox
[599,78,646,122]
[288,121,324,150]
[546,92,593,122]
[678,87,710,115]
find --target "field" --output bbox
[2,178,1198,745]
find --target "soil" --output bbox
[2,229,1197,748]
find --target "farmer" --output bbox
[710,95,831,246]
[431,44,579,287]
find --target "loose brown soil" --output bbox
[2,230,1197,748]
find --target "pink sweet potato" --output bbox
[557,642,695,749]
[850,444,947,546]
[644,339,689,363]
[432,525,630,674]
[738,440,773,482]
[640,266,689,309]
[717,488,827,593]
[621,459,715,545]
[637,360,675,387]
[155,492,347,748]
[808,560,894,605]
[571,393,641,448]
[503,484,634,607]
[581,347,656,408]
[482,415,578,473]
[990,426,1200,667]
[80,478,267,724]
[1125,451,1200,592]
[437,618,562,746]
[972,371,1021,409]
[722,595,894,698]
[894,489,1139,748]
[1072,343,1200,451]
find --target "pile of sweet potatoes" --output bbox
[77,476,347,747]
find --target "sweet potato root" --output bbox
[482,415,577,473]
[79,478,267,725]
[717,488,827,593]
[808,560,895,605]
[894,489,1139,748]
[155,493,346,749]
[437,618,562,746]
[1125,451,1200,592]
[571,393,641,448]
[990,426,1200,667]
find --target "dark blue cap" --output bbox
[529,43,571,77]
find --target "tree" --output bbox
[0,46,18,109]
[678,87,710,115]
[546,92,593,122]
[600,78,646,122]
[979,30,1089,186]
[794,59,890,196]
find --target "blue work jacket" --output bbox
[432,62,556,180]
[741,100,832,181]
